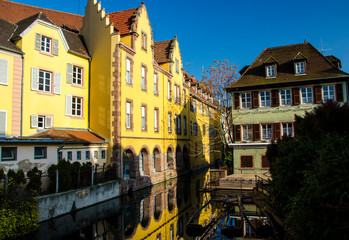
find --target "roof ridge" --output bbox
[265,42,308,50]
[2,0,83,17]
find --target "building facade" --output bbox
[227,42,349,174]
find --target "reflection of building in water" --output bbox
[85,169,217,240]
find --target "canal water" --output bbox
[32,168,270,239]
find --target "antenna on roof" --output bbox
[320,38,332,54]
[304,38,308,43]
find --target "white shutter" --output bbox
[66,63,73,83]
[31,67,39,91]
[53,72,61,94]
[0,58,8,85]
[0,111,6,135]
[66,95,72,116]
[45,116,53,128]
[35,33,41,50]
[53,39,59,56]
[31,115,38,128]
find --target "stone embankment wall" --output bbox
[37,180,120,222]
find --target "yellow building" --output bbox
[81,0,221,192]
[0,10,107,171]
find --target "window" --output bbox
[295,61,306,75]
[266,65,276,78]
[101,150,106,159]
[175,115,181,134]
[183,89,186,106]
[261,155,270,169]
[241,93,251,108]
[262,124,272,140]
[141,65,147,90]
[154,108,159,132]
[0,58,9,85]
[282,123,293,137]
[141,32,147,50]
[241,155,253,168]
[31,115,53,129]
[67,151,72,161]
[203,124,206,136]
[72,96,82,117]
[1,147,17,161]
[94,150,98,159]
[141,105,147,131]
[126,100,133,129]
[183,116,187,135]
[175,59,179,73]
[58,151,63,160]
[126,58,132,84]
[280,89,291,106]
[139,151,144,174]
[140,199,145,222]
[154,73,158,95]
[38,70,52,92]
[73,66,82,85]
[170,224,174,240]
[193,122,198,136]
[242,125,252,141]
[260,91,271,107]
[168,112,172,133]
[323,85,335,102]
[167,79,171,101]
[41,35,52,53]
[85,151,90,160]
[34,146,47,159]
[153,150,156,171]
[301,87,313,104]
[174,85,181,104]
[77,151,81,160]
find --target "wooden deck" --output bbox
[216,174,271,190]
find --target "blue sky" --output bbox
[13,0,349,80]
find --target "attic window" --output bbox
[141,32,147,50]
[295,61,306,75]
[266,64,276,78]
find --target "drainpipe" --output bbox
[20,55,24,136]
[88,58,91,129]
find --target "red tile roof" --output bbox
[107,8,137,35]
[0,0,83,31]
[32,129,105,143]
[154,40,172,63]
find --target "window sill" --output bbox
[71,83,85,89]
[39,51,54,57]
[126,82,133,87]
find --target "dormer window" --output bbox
[295,61,306,75]
[266,64,276,78]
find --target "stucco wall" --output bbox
[37,180,120,222]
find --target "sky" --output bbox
[12,0,349,80]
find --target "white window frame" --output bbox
[301,87,313,104]
[260,91,271,107]
[322,85,335,102]
[282,122,294,137]
[126,58,131,84]
[266,64,276,78]
[141,106,146,130]
[262,124,272,140]
[141,65,146,90]
[280,89,291,106]
[72,96,82,117]
[72,65,83,85]
[41,35,52,53]
[241,92,251,108]
[295,61,306,75]
[38,70,52,92]
[242,124,253,141]
[154,73,158,95]
[34,146,47,159]
[126,102,131,129]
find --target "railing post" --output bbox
[56,169,59,193]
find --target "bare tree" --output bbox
[202,60,238,167]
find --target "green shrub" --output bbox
[26,167,42,194]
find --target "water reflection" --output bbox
[35,168,270,239]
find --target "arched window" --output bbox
[123,150,133,179]
[139,151,144,174]
[153,151,156,171]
